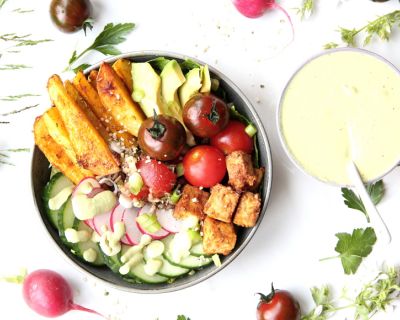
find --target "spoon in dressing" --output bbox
[347,125,392,244]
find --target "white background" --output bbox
[1,0,400,319]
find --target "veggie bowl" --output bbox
[31,51,272,293]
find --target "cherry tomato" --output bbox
[210,120,253,154]
[138,114,186,161]
[50,0,92,33]
[129,186,149,201]
[183,93,229,138]
[137,159,176,198]
[183,145,226,187]
[256,284,301,320]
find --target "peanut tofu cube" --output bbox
[233,192,261,227]
[173,184,209,220]
[249,167,265,192]
[226,151,257,191]
[202,216,237,256]
[204,184,239,223]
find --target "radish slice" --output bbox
[72,177,100,197]
[120,207,143,245]
[84,219,95,231]
[138,203,156,216]
[110,205,132,245]
[156,208,183,233]
[137,209,170,240]
[92,210,112,235]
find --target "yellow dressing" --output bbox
[280,50,400,185]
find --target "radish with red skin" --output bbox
[110,204,134,245]
[155,208,183,233]
[231,0,294,38]
[136,206,170,240]
[22,269,104,318]
[92,209,113,235]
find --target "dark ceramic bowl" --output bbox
[31,51,273,293]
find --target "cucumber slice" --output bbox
[129,261,168,284]
[100,251,122,273]
[57,197,76,248]
[157,255,190,278]
[43,173,74,229]
[163,235,212,269]
[189,242,210,258]
[73,221,105,266]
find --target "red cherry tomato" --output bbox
[183,145,226,187]
[129,186,149,201]
[210,120,253,154]
[183,93,229,138]
[137,159,176,198]
[256,285,301,320]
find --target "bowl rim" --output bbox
[276,47,400,188]
[31,50,273,293]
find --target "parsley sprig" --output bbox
[297,0,314,20]
[341,180,384,223]
[325,10,400,48]
[66,22,135,72]
[0,148,29,166]
[320,227,377,275]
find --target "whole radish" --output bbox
[22,269,104,318]
[231,0,294,37]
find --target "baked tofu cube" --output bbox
[202,216,237,256]
[204,184,239,223]
[173,184,209,220]
[226,151,257,191]
[249,167,265,192]
[233,192,261,227]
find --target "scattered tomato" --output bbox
[137,159,176,198]
[129,186,149,201]
[50,0,92,33]
[183,93,229,138]
[183,145,226,187]
[138,114,186,161]
[210,120,254,154]
[256,284,301,320]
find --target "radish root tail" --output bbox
[70,303,107,319]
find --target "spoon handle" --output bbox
[347,161,391,244]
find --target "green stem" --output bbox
[319,255,339,262]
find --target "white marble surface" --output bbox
[1,0,400,319]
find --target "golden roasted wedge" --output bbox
[88,70,98,89]
[112,59,133,92]
[72,71,135,147]
[34,116,94,184]
[47,74,120,176]
[97,62,145,137]
[64,80,109,142]
[42,107,76,161]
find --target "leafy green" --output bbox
[72,63,91,73]
[82,18,94,36]
[325,10,400,48]
[177,316,191,320]
[333,227,377,275]
[301,285,336,320]
[148,57,171,72]
[66,22,135,71]
[341,180,384,223]
[297,0,314,20]
[180,59,200,73]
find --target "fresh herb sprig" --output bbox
[302,267,400,320]
[177,316,191,320]
[66,22,135,72]
[0,0,7,10]
[0,64,31,70]
[341,180,384,223]
[325,10,400,48]
[297,0,314,20]
[0,104,39,116]
[320,227,377,275]
[0,148,29,165]
[0,93,40,101]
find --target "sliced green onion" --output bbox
[136,213,161,233]
[176,163,184,177]
[245,123,257,137]
[211,78,220,91]
[170,187,182,204]
[129,172,144,195]
[212,254,222,267]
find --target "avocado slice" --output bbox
[179,68,202,107]
[161,60,186,120]
[200,65,211,93]
[161,60,196,146]
[131,62,164,117]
